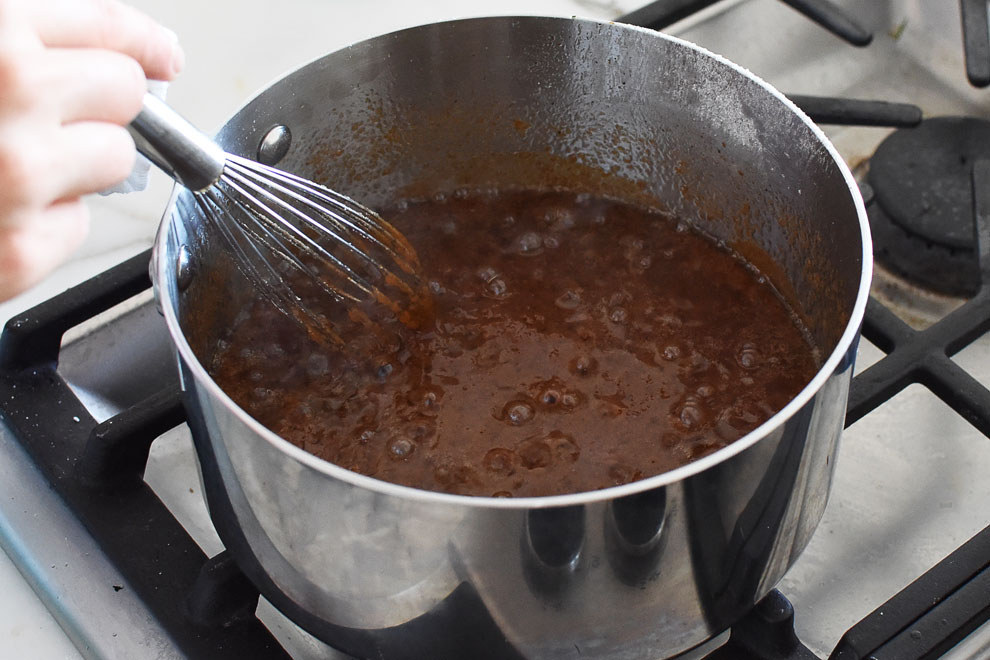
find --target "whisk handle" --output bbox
[128,93,226,192]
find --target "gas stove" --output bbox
[1,1,989,658]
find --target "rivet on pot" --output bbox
[257,125,292,166]
[176,244,195,292]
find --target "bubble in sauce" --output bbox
[487,278,508,297]
[406,421,435,445]
[541,389,561,405]
[484,448,517,476]
[662,345,682,361]
[376,363,393,382]
[555,290,582,310]
[477,266,498,282]
[609,307,628,324]
[608,291,628,307]
[720,403,762,433]
[387,437,414,460]
[621,236,645,265]
[737,343,761,369]
[420,388,441,412]
[518,438,552,469]
[569,355,598,376]
[546,432,580,462]
[676,396,706,430]
[544,205,575,230]
[503,399,536,425]
[516,232,543,255]
[544,236,560,249]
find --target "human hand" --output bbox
[0,0,184,301]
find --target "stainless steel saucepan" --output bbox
[151,16,871,659]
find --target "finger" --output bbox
[50,121,136,201]
[38,48,146,124]
[0,121,134,218]
[26,0,183,80]
[0,199,89,301]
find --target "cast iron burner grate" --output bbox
[867,117,990,298]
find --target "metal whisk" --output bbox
[129,94,425,342]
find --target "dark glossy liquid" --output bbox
[210,190,818,497]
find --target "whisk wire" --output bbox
[226,155,419,268]
[194,188,346,342]
[222,157,421,292]
[131,94,425,344]
[217,171,373,304]
[196,189,291,303]
[218,158,422,315]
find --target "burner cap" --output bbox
[867,117,987,297]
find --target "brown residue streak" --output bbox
[396,150,656,209]
[513,118,531,135]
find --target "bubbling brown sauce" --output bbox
[209,189,819,498]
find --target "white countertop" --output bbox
[0,2,636,657]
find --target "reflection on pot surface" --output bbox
[606,487,668,587]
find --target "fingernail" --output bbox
[164,28,185,76]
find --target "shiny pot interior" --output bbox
[154,16,870,660]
